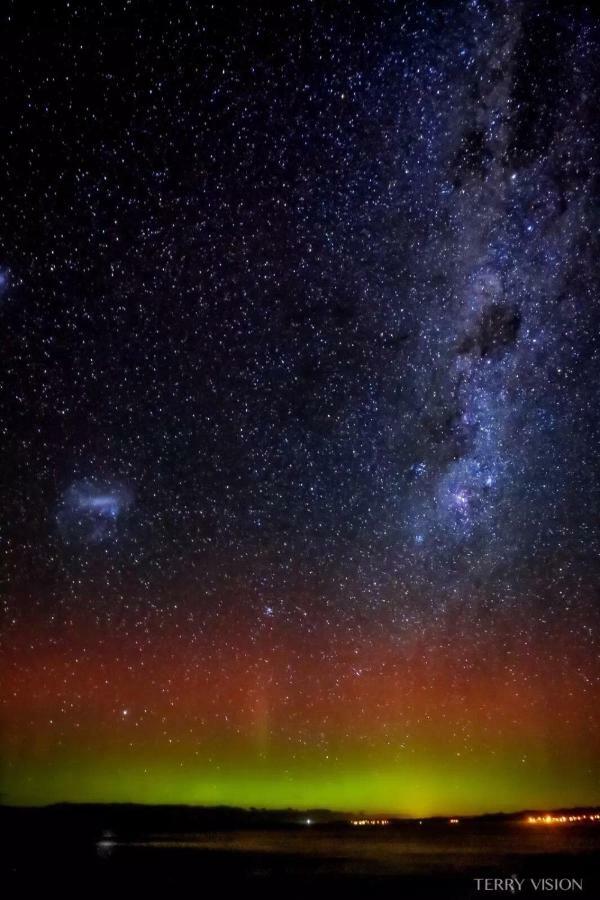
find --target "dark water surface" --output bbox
[4,817,600,898]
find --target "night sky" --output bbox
[1,0,600,815]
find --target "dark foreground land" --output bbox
[2,805,600,898]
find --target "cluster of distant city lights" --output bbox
[349,817,460,826]
[350,818,390,826]
[526,813,600,825]
[348,814,600,827]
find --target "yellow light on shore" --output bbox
[350,818,390,826]
[526,812,600,825]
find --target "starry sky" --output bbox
[1,0,600,815]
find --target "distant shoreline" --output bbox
[2,801,600,828]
